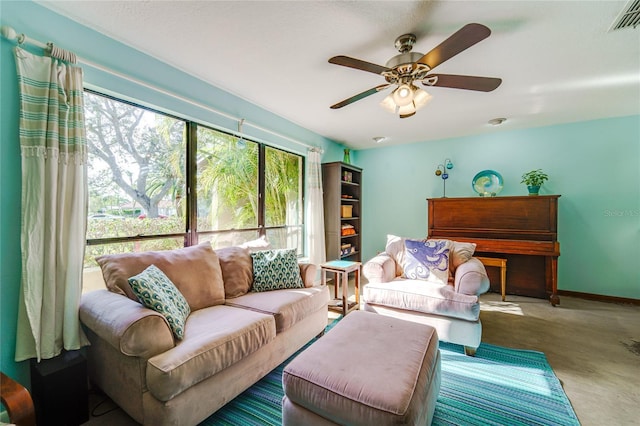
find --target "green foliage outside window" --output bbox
[83,91,304,269]
[197,128,259,231]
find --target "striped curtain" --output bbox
[14,47,90,362]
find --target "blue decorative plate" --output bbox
[472,170,504,197]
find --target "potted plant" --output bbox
[521,169,548,195]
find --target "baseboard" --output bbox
[558,290,640,305]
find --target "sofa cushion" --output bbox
[450,241,477,271]
[226,286,329,333]
[386,234,411,276]
[80,289,175,358]
[146,305,276,401]
[298,263,318,288]
[216,246,253,299]
[455,257,490,296]
[363,279,480,321]
[402,239,452,285]
[128,265,191,339]
[96,243,225,311]
[362,253,397,283]
[250,248,304,292]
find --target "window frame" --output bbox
[84,89,306,256]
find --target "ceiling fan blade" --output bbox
[417,23,491,71]
[329,55,391,75]
[330,84,390,109]
[425,74,502,92]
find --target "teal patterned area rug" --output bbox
[200,322,579,426]
[432,342,579,426]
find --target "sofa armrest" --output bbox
[363,253,397,283]
[454,257,490,296]
[80,290,175,358]
[299,263,318,288]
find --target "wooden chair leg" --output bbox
[1,372,36,426]
[464,346,477,357]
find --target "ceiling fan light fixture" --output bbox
[380,94,397,113]
[392,83,414,106]
[381,84,432,118]
[413,88,432,109]
[398,103,416,118]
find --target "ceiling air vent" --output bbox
[610,0,640,30]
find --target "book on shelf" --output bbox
[341,246,356,256]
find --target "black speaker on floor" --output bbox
[30,350,89,426]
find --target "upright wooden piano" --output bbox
[427,195,561,305]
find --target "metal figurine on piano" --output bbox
[434,159,453,198]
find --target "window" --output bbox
[195,126,259,247]
[84,92,187,264]
[195,127,304,255]
[83,91,305,291]
[264,146,303,251]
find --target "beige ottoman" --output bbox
[282,310,441,425]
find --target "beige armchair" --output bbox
[362,235,490,356]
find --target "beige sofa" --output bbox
[80,243,329,425]
[362,235,489,356]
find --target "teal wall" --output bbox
[0,1,344,387]
[357,115,640,300]
[2,0,638,393]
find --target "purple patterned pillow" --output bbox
[402,239,452,284]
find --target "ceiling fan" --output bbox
[328,23,502,118]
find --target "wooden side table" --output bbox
[477,256,508,301]
[320,260,361,316]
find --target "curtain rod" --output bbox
[0,25,322,153]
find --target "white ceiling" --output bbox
[38,0,640,150]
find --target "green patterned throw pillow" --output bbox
[128,264,191,339]
[250,248,304,292]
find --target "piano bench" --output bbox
[476,257,508,301]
